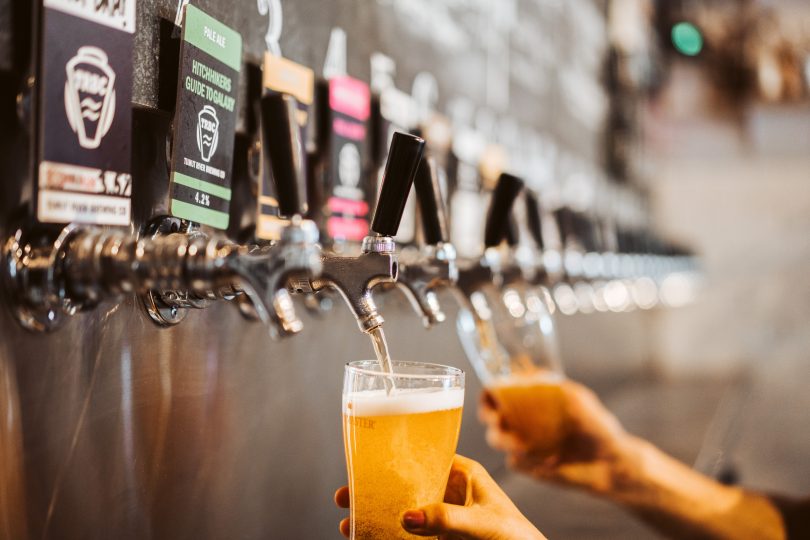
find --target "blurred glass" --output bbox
[457,282,567,456]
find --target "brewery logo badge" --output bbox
[257,53,314,241]
[64,46,116,150]
[196,105,220,162]
[169,5,242,230]
[36,0,135,226]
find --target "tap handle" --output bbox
[504,214,519,247]
[414,157,449,245]
[371,132,425,237]
[484,173,524,248]
[261,92,306,217]
[554,207,574,247]
[525,191,544,250]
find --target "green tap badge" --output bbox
[169,5,242,229]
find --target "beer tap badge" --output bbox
[169,6,242,230]
[37,0,135,226]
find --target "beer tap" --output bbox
[453,172,525,382]
[3,94,321,337]
[3,215,319,336]
[394,156,458,328]
[142,91,321,333]
[455,173,525,300]
[288,132,425,334]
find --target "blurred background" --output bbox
[1,0,809,538]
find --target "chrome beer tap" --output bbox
[3,94,321,337]
[288,132,425,334]
[3,216,319,336]
[394,156,458,328]
[453,172,525,381]
[455,173,525,302]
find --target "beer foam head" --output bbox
[344,387,464,416]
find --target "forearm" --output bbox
[606,436,786,540]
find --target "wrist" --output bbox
[603,435,660,504]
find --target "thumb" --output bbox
[402,503,477,537]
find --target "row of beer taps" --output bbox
[2,90,698,343]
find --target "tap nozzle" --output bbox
[292,234,397,334]
[227,216,321,337]
[290,132,424,334]
[395,157,458,327]
[2,216,321,337]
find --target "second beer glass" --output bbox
[458,287,568,456]
[343,360,465,540]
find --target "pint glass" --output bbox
[457,285,568,455]
[342,361,465,540]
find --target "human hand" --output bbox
[335,454,546,540]
[480,378,641,496]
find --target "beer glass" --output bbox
[343,360,465,540]
[457,285,567,455]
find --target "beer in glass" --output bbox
[459,285,569,455]
[484,364,567,454]
[343,360,464,539]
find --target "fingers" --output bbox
[451,455,503,503]
[485,423,529,454]
[478,390,500,425]
[443,463,473,506]
[339,517,350,538]
[401,503,477,537]
[335,487,351,537]
[334,486,350,509]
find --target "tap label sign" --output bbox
[169,5,242,230]
[36,0,135,225]
[320,76,370,243]
[257,53,314,241]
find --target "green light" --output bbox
[671,22,703,56]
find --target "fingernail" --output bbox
[402,510,426,530]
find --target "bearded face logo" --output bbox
[196,105,220,163]
[64,46,117,149]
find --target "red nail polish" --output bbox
[402,510,426,529]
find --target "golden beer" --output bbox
[484,369,567,454]
[343,385,464,540]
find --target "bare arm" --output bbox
[606,436,786,540]
[482,379,801,540]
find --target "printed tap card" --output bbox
[327,76,370,243]
[257,53,314,241]
[169,5,242,230]
[36,0,135,225]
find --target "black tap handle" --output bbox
[484,173,524,248]
[371,132,425,237]
[414,157,449,245]
[524,191,544,250]
[554,207,574,247]
[504,214,519,247]
[261,92,306,217]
